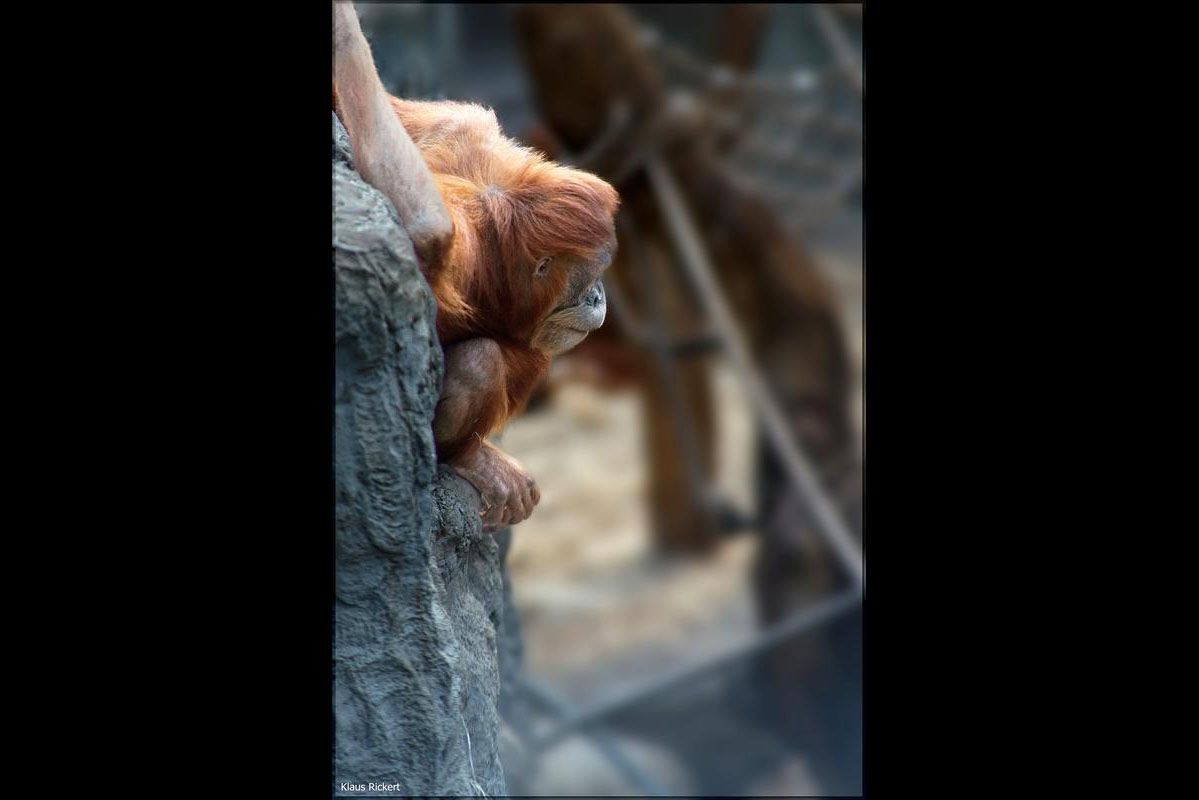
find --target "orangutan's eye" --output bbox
[535,256,553,276]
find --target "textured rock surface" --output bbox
[333,112,512,797]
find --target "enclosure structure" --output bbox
[333,113,521,797]
[336,4,865,795]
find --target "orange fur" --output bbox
[389,97,618,344]
[387,96,619,456]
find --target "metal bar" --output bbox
[644,156,865,588]
[574,102,634,172]
[667,332,723,358]
[520,678,672,796]
[622,212,728,518]
[810,4,863,94]
[532,589,861,746]
[596,270,653,346]
[648,30,839,98]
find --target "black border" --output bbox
[108,2,1036,794]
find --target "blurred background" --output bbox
[358,4,863,795]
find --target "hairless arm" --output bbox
[333,3,549,527]
[333,2,453,271]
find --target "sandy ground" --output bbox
[503,244,862,689]
[502,370,763,694]
[499,244,862,794]
[498,244,863,796]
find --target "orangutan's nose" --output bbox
[584,279,605,308]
